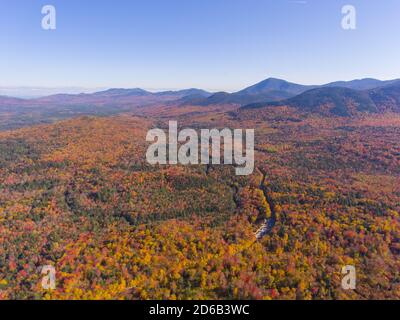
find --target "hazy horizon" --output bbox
[2,75,400,98]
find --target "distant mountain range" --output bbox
[177,78,313,106]
[242,80,400,117]
[0,87,212,109]
[182,78,400,107]
[323,78,399,90]
[2,77,399,108]
[1,77,399,108]
[1,77,400,127]
[0,87,213,130]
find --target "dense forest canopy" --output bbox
[0,109,399,300]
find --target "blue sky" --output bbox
[1,0,400,92]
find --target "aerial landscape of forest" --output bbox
[0,0,399,302]
[1,76,399,299]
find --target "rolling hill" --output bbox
[241,82,400,117]
[182,78,314,106]
[368,81,400,113]
[237,77,316,96]
[323,78,399,90]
